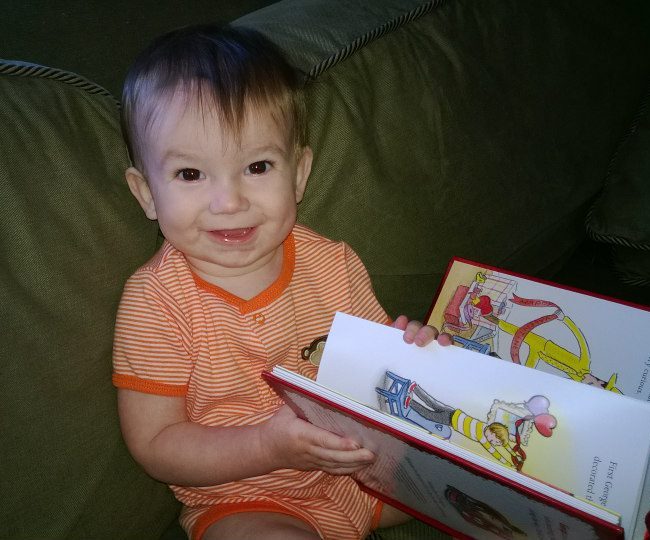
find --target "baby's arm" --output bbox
[118,389,374,487]
[392,315,452,346]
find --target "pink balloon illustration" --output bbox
[533,413,557,437]
[525,395,550,416]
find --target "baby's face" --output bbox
[135,92,311,286]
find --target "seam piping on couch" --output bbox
[306,0,446,81]
[611,266,650,288]
[0,60,117,103]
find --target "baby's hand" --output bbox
[264,405,375,475]
[392,315,452,347]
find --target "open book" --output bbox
[426,257,650,401]
[264,311,650,539]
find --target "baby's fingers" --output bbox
[409,323,437,346]
[393,316,453,347]
[310,446,376,475]
[393,316,428,344]
[305,425,375,472]
[308,423,361,452]
[400,319,436,346]
[391,315,410,331]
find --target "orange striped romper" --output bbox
[112,224,390,540]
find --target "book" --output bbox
[264,311,650,539]
[426,257,650,401]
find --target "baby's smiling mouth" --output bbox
[209,227,256,243]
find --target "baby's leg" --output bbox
[377,503,411,529]
[203,511,319,540]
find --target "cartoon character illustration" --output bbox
[445,485,527,539]
[301,335,328,366]
[376,372,557,471]
[441,271,621,393]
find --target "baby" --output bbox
[112,24,448,540]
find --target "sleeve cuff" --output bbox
[112,373,188,397]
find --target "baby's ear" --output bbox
[295,146,313,203]
[125,167,157,220]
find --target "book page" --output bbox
[316,312,650,533]
[427,259,650,402]
[277,382,620,540]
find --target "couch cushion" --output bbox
[237,0,650,319]
[587,88,650,287]
[1,0,276,98]
[0,62,177,539]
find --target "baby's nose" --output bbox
[208,180,248,214]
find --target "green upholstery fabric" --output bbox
[587,89,650,287]
[2,0,275,98]
[3,1,650,539]
[238,0,650,319]
[0,63,176,539]
[370,521,450,540]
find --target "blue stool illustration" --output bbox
[376,371,452,439]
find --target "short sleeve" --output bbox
[343,243,390,324]
[112,270,193,397]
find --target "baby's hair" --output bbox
[121,24,306,171]
[485,422,510,446]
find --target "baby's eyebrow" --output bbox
[162,149,200,162]
[243,144,287,157]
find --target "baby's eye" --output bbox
[246,161,271,175]
[177,168,203,182]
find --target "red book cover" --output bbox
[263,368,624,540]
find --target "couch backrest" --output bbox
[236,0,650,318]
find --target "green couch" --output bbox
[2,1,649,539]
